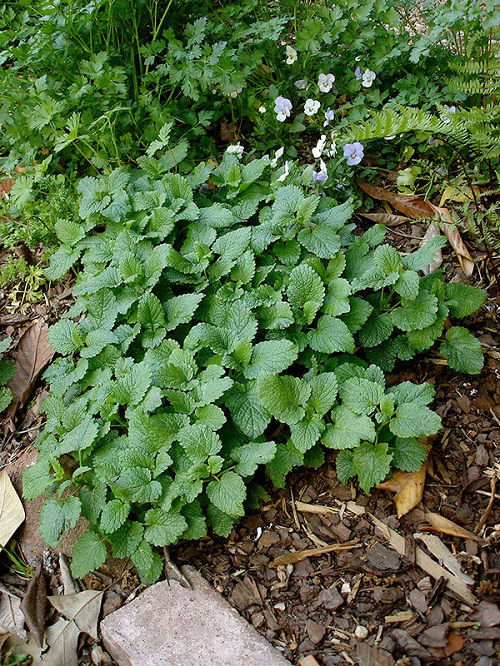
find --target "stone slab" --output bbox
[101,565,290,666]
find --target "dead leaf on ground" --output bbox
[345,504,477,605]
[376,445,430,518]
[422,512,487,543]
[5,633,43,665]
[295,501,336,515]
[357,212,411,226]
[58,554,79,596]
[442,631,466,657]
[44,617,79,666]
[0,586,26,638]
[420,224,443,274]
[48,590,103,641]
[269,540,361,567]
[357,180,435,218]
[430,204,474,276]
[0,471,25,547]
[414,533,474,584]
[20,562,48,648]
[5,320,54,425]
[385,610,415,624]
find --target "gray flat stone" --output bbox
[101,565,290,666]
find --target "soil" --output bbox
[1,230,499,666]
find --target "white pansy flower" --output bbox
[258,105,266,114]
[274,96,292,122]
[361,69,376,88]
[271,146,284,167]
[323,108,334,126]
[230,87,243,98]
[226,142,244,156]
[318,73,335,93]
[285,45,298,65]
[312,159,328,184]
[277,160,290,182]
[304,98,320,116]
[294,79,307,90]
[312,135,327,159]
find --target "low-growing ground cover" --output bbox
[0,0,498,664]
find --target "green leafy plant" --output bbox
[0,337,14,414]
[23,132,486,581]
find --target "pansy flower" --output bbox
[226,142,244,156]
[355,66,362,80]
[274,96,292,122]
[304,99,320,116]
[271,146,284,167]
[277,160,290,182]
[323,108,334,126]
[343,142,364,166]
[361,69,376,88]
[294,79,307,90]
[312,159,328,183]
[312,135,327,159]
[285,45,298,65]
[318,73,335,93]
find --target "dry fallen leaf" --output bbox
[5,633,43,665]
[5,320,54,423]
[48,590,103,641]
[442,631,466,658]
[0,471,25,547]
[44,617,80,666]
[423,512,487,543]
[420,224,443,274]
[376,444,430,518]
[414,533,474,584]
[0,179,14,198]
[385,610,415,623]
[0,586,26,638]
[357,180,435,218]
[20,562,48,648]
[430,205,474,276]
[377,464,428,519]
[270,540,361,567]
[58,554,79,595]
[295,501,336,515]
[357,212,411,226]
[345,504,477,605]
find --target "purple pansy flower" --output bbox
[355,66,362,80]
[312,159,328,183]
[343,142,364,166]
[274,96,292,122]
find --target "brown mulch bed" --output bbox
[174,301,500,666]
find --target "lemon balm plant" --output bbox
[23,131,486,581]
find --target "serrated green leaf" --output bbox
[48,320,82,355]
[322,406,376,449]
[402,236,447,271]
[231,441,277,476]
[258,375,311,425]
[353,442,392,493]
[389,403,442,438]
[266,441,303,488]
[308,372,338,416]
[336,450,356,484]
[144,509,188,546]
[387,381,435,406]
[309,315,355,354]
[440,326,484,374]
[290,414,324,453]
[165,293,204,331]
[100,500,130,534]
[390,438,428,472]
[297,225,341,258]
[394,270,419,300]
[71,531,107,579]
[225,384,271,438]
[40,497,81,547]
[131,539,163,583]
[445,283,487,319]
[243,340,298,379]
[206,471,246,517]
[391,290,438,332]
[287,264,324,308]
[340,377,384,414]
[179,424,222,464]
